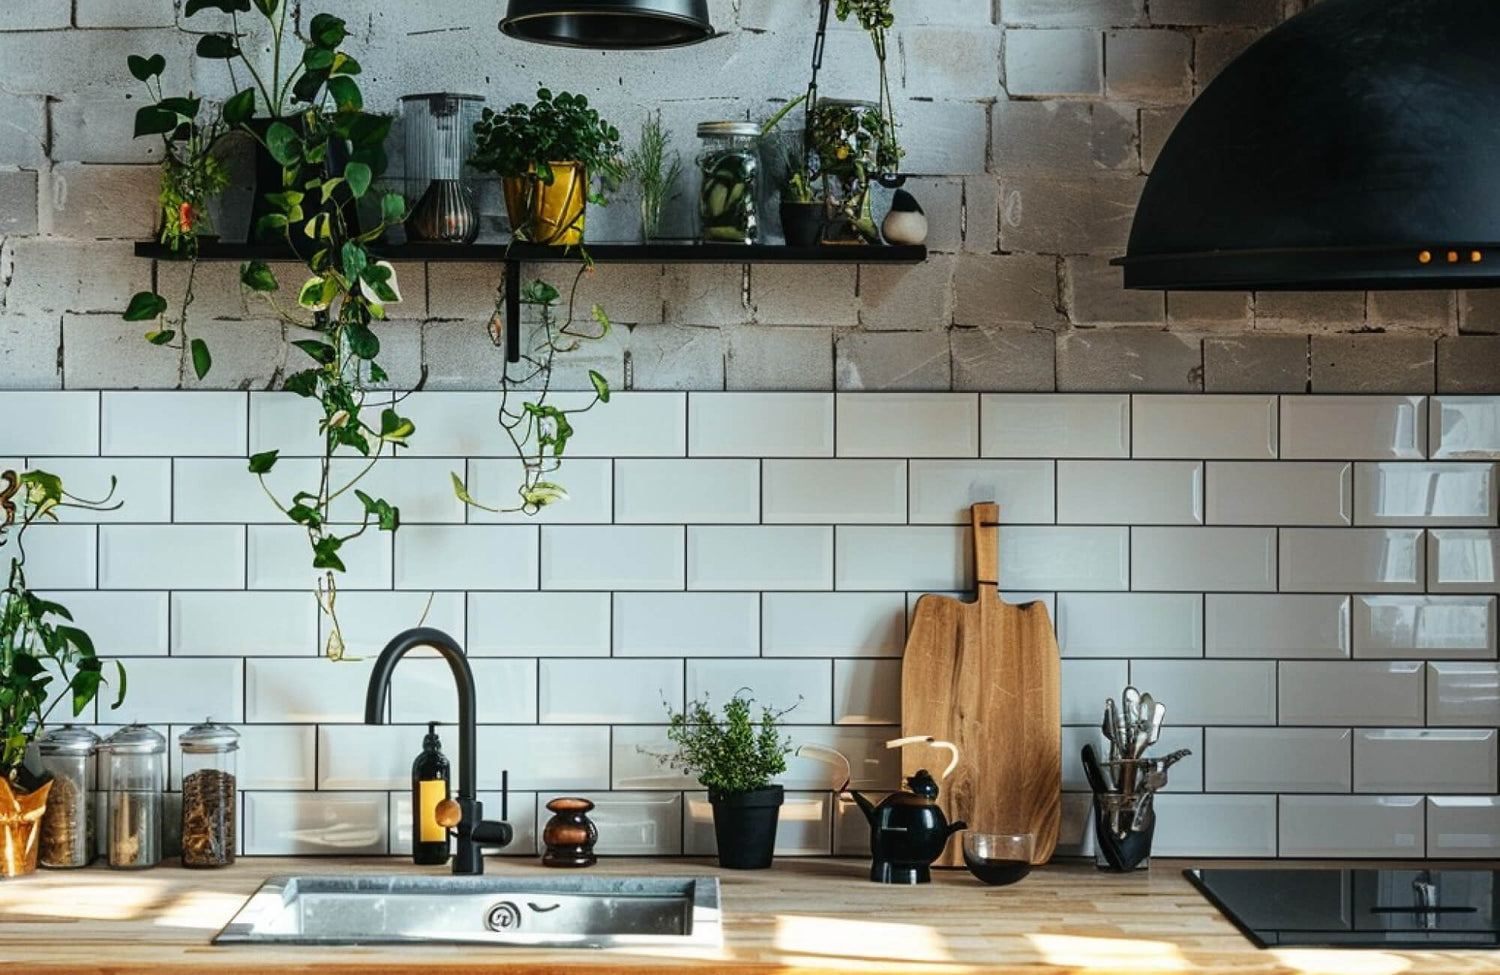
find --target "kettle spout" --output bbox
[848,788,877,824]
[947,820,968,838]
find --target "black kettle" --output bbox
[848,737,966,884]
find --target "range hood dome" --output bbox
[1115,0,1500,291]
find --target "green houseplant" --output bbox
[658,694,792,870]
[623,111,682,243]
[471,88,623,245]
[0,470,125,878]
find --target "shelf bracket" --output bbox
[504,258,520,364]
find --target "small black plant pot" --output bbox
[245,117,361,256]
[709,785,783,869]
[780,201,824,248]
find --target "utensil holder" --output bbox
[1092,792,1154,872]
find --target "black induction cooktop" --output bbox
[1186,868,1500,949]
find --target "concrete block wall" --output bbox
[1,0,1495,396]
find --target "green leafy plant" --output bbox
[623,111,682,242]
[0,470,125,776]
[834,0,901,171]
[471,88,624,189]
[657,694,793,796]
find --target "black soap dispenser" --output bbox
[412,721,451,866]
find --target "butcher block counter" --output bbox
[2,856,1498,974]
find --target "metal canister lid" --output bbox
[179,719,240,754]
[37,724,100,756]
[103,723,166,755]
[697,121,761,139]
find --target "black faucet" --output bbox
[364,627,512,875]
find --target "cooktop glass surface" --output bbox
[1186,868,1500,949]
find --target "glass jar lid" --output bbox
[104,723,166,755]
[179,719,240,754]
[697,121,761,139]
[38,724,100,756]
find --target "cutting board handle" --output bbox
[971,502,999,591]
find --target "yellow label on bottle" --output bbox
[418,779,447,843]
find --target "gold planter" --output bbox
[504,162,588,246]
[0,777,51,879]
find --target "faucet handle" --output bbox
[435,799,462,829]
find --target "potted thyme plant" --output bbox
[658,694,792,870]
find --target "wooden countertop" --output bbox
[2,856,1498,974]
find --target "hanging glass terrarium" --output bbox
[401,93,485,244]
[807,98,893,244]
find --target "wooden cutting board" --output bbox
[901,502,1061,866]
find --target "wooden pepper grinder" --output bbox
[542,797,598,868]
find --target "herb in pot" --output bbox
[623,111,682,243]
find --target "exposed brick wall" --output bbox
[0,0,1493,393]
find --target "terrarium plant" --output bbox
[470,88,624,245]
[0,470,126,878]
[623,111,682,242]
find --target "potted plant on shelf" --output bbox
[470,88,624,246]
[779,152,823,247]
[0,470,126,878]
[623,111,682,243]
[657,694,793,870]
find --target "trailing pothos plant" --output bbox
[0,470,126,779]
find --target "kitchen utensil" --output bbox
[1131,790,1155,834]
[962,832,1034,886]
[1094,793,1154,872]
[1102,698,1120,759]
[1122,686,1141,734]
[1080,743,1113,796]
[901,502,1062,866]
[1145,700,1167,749]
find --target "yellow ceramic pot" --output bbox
[503,162,588,246]
[0,776,51,878]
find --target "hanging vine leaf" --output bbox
[343,160,371,199]
[264,121,301,166]
[195,33,241,59]
[184,0,251,14]
[311,535,345,571]
[127,54,166,82]
[308,13,349,49]
[240,260,279,293]
[247,450,279,474]
[123,291,168,321]
[133,105,179,138]
[145,329,176,345]
[222,87,257,126]
[190,338,212,379]
[589,370,611,403]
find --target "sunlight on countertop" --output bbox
[1271,949,1415,975]
[1027,933,1192,971]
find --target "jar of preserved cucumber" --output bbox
[696,121,761,244]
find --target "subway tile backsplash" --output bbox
[8,391,1498,859]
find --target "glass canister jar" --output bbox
[696,121,761,244]
[178,721,238,868]
[103,724,165,869]
[37,725,98,868]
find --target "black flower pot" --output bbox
[780,201,824,248]
[709,785,783,869]
[244,117,361,256]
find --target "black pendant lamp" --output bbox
[500,0,713,49]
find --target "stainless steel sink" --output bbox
[213,874,722,948]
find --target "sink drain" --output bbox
[486,901,522,932]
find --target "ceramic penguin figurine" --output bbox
[881,189,928,245]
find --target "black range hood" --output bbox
[1114,0,1500,291]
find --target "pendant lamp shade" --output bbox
[500,0,713,49]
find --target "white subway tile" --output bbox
[463,458,612,524]
[51,591,168,656]
[1428,797,1500,858]
[1354,595,1496,659]
[1430,397,1500,459]
[1279,796,1425,858]
[1061,659,1129,724]
[1355,462,1497,526]
[1206,595,1349,659]
[247,524,391,590]
[688,393,832,457]
[687,659,832,724]
[17,524,95,589]
[315,591,465,661]
[30,458,169,522]
[248,392,325,457]
[1429,529,1500,593]
[319,725,418,789]
[615,459,759,523]
[542,525,683,590]
[475,726,611,791]
[102,391,245,456]
[1205,462,1351,526]
[1133,395,1278,459]
[1128,660,1276,725]
[833,658,901,725]
[763,592,906,658]
[907,460,1054,524]
[1280,528,1424,593]
[550,392,686,457]
[394,525,538,591]
[107,658,242,724]
[981,394,1130,458]
[1007,526,1132,593]
[229,725,316,790]
[1429,662,1500,726]
[763,460,904,524]
[834,526,967,591]
[571,792,683,855]
[610,726,697,790]
[172,591,317,656]
[836,393,978,458]
[685,791,832,857]
[1057,461,1202,525]
[539,659,682,723]
[99,524,243,590]
[324,458,468,525]
[1132,527,1276,592]
[393,658,538,725]
[244,792,388,856]
[1279,661,1425,726]
[467,592,610,656]
[1150,795,1277,857]
[1204,729,1351,792]
[614,592,759,657]
[689,526,831,591]
[380,392,514,457]
[1282,396,1427,460]
[1355,730,1497,794]
[783,726,903,790]
[834,793,877,857]
[246,658,375,723]
[1056,593,1202,658]
[0,391,98,455]
[173,456,319,524]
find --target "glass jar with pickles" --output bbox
[696,121,761,244]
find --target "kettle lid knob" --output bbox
[906,768,939,799]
